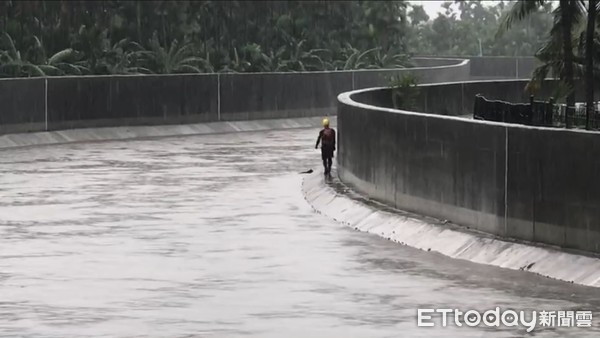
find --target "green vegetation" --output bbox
[498,0,600,129]
[407,0,599,129]
[0,0,597,128]
[408,1,554,56]
[0,0,558,78]
[389,73,420,111]
[0,1,412,77]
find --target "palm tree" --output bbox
[585,0,597,129]
[144,31,212,74]
[27,35,90,75]
[259,46,287,72]
[95,38,152,75]
[369,47,410,69]
[498,0,584,128]
[559,0,579,128]
[1,1,419,76]
[0,32,45,77]
[0,32,89,77]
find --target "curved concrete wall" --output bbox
[0,57,470,136]
[337,80,600,254]
[467,56,538,79]
[416,56,539,80]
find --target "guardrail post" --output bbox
[547,97,555,126]
[529,95,534,125]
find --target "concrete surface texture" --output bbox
[0,56,484,136]
[467,56,538,79]
[2,128,600,337]
[337,84,600,254]
[352,79,595,118]
[0,116,332,150]
[303,171,600,287]
[412,56,538,79]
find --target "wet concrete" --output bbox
[0,128,599,337]
[305,171,600,287]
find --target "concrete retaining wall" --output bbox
[337,80,600,254]
[303,171,600,287]
[47,74,220,130]
[0,57,537,137]
[0,116,332,150]
[0,78,46,134]
[468,56,538,79]
[360,79,593,117]
[353,58,470,88]
[0,57,470,136]
[414,56,539,79]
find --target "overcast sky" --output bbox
[409,1,452,18]
[409,1,559,19]
[408,1,495,18]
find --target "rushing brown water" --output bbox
[0,128,599,337]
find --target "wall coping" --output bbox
[337,79,600,135]
[0,58,469,81]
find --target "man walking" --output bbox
[315,118,336,176]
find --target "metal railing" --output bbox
[473,94,600,130]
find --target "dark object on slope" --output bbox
[300,169,314,174]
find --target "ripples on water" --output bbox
[0,129,599,337]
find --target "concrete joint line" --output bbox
[44,77,49,131]
[504,126,508,236]
[217,74,221,121]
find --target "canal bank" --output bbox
[302,170,600,288]
[2,127,600,337]
[0,116,332,150]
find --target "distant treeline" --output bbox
[0,1,552,78]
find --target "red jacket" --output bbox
[316,127,336,149]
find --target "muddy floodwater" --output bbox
[1,129,599,337]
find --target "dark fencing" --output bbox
[473,95,555,126]
[0,57,471,135]
[373,79,595,119]
[562,104,600,129]
[473,93,600,130]
[338,80,600,254]
[362,79,547,117]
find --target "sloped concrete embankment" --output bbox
[302,172,600,288]
[0,116,331,150]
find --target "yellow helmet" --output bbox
[322,118,330,127]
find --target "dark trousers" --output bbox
[321,145,334,173]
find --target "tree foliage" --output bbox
[0,0,413,77]
[407,1,554,56]
[497,0,600,129]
